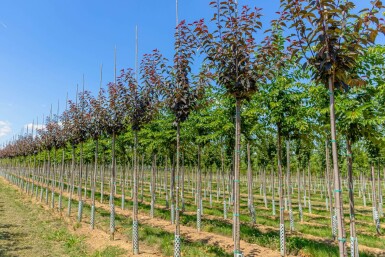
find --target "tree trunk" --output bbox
[263,168,267,208]
[121,164,126,210]
[67,145,76,217]
[197,145,202,231]
[371,163,380,234]
[101,155,105,204]
[164,156,169,209]
[346,138,358,256]
[133,130,139,254]
[58,149,64,212]
[297,167,303,222]
[174,123,181,257]
[84,157,88,199]
[328,76,346,256]
[51,149,57,209]
[221,148,227,219]
[110,133,116,240]
[308,162,312,214]
[277,126,285,257]
[45,150,50,205]
[77,142,84,222]
[233,99,242,256]
[150,154,157,218]
[286,140,294,232]
[247,141,256,224]
[91,140,98,229]
[181,154,185,212]
[378,166,383,218]
[325,139,335,238]
[171,154,175,224]
[140,155,144,203]
[31,153,36,197]
[272,166,276,216]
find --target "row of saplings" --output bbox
[1,0,385,256]
[0,144,384,257]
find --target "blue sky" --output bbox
[0,0,382,145]
[0,0,282,145]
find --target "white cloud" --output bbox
[0,121,12,138]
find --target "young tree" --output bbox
[62,97,83,218]
[84,83,107,230]
[118,63,159,254]
[336,82,382,255]
[259,70,308,254]
[104,54,128,240]
[189,1,274,255]
[140,49,174,219]
[75,89,91,223]
[163,34,205,257]
[366,139,383,235]
[56,119,67,213]
[280,1,385,255]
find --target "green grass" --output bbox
[45,228,87,255]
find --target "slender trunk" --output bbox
[272,166,276,216]
[209,168,213,207]
[308,162,312,214]
[328,76,346,256]
[303,168,307,208]
[197,145,202,231]
[140,155,144,203]
[378,166,383,218]
[286,140,294,232]
[51,149,57,209]
[216,164,220,201]
[110,133,116,240]
[68,145,76,217]
[121,163,126,210]
[91,139,98,229]
[233,99,241,256]
[77,142,84,222]
[371,163,380,234]
[32,153,36,197]
[297,167,303,222]
[150,154,157,218]
[221,148,227,219]
[277,126,285,257]
[132,130,139,254]
[383,167,385,201]
[263,168,267,208]
[346,138,358,256]
[181,154,185,212]
[165,156,169,209]
[247,141,255,224]
[84,159,88,199]
[325,139,334,238]
[174,123,181,257]
[364,173,367,198]
[171,154,175,224]
[45,149,51,205]
[100,154,105,204]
